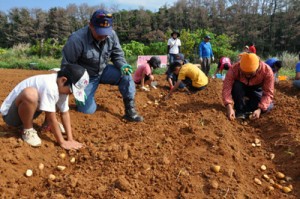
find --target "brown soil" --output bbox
[0,68,299,198]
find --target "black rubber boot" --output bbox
[123,99,143,122]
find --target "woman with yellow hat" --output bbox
[222,53,274,120]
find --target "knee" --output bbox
[16,87,39,105]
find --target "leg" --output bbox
[169,54,175,64]
[245,86,262,112]
[245,86,274,113]
[201,58,207,75]
[14,87,39,129]
[100,65,143,122]
[77,75,100,114]
[206,58,211,75]
[232,81,247,115]
[5,88,42,147]
[293,80,300,89]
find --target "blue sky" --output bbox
[0,0,178,12]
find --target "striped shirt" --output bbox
[222,61,274,111]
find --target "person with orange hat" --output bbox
[222,53,274,120]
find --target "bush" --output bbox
[29,38,63,58]
[277,51,298,70]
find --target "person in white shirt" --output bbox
[0,64,89,149]
[167,30,181,65]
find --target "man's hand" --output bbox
[199,57,203,63]
[251,108,262,120]
[121,64,133,75]
[226,104,235,120]
[212,56,215,62]
[60,140,84,150]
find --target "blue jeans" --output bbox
[77,64,136,114]
[293,80,300,89]
[168,53,177,65]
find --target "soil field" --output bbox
[0,68,300,199]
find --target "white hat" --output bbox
[61,64,89,103]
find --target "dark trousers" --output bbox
[183,78,206,92]
[201,57,211,76]
[232,81,273,114]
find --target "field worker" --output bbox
[61,9,143,122]
[167,30,181,65]
[165,61,208,99]
[199,35,214,76]
[248,42,256,54]
[212,57,232,78]
[265,57,283,83]
[293,53,300,89]
[0,64,89,149]
[165,53,187,90]
[243,45,250,53]
[133,56,161,91]
[222,53,274,120]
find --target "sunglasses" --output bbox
[96,13,112,18]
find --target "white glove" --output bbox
[212,56,215,62]
[212,75,216,79]
[141,86,150,92]
[199,57,203,63]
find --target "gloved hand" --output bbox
[199,57,203,63]
[212,56,215,62]
[121,64,133,75]
[75,94,87,107]
[141,86,150,92]
[170,86,174,91]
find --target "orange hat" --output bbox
[240,53,259,73]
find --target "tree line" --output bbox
[0,0,299,56]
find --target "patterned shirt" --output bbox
[222,61,274,111]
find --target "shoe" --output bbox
[236,113,246,119]
[123,99,144,122]
[123,112,144,122]
[22,129,41,147]
[245,112,253,119]
[41,122,65,134]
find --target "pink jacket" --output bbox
[222,61,274,111]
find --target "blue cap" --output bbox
[174,53,184,62]
[204,35,211,39]
[90,10,113,36]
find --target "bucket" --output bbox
[278,76,287,81]
[216,74,222,79]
